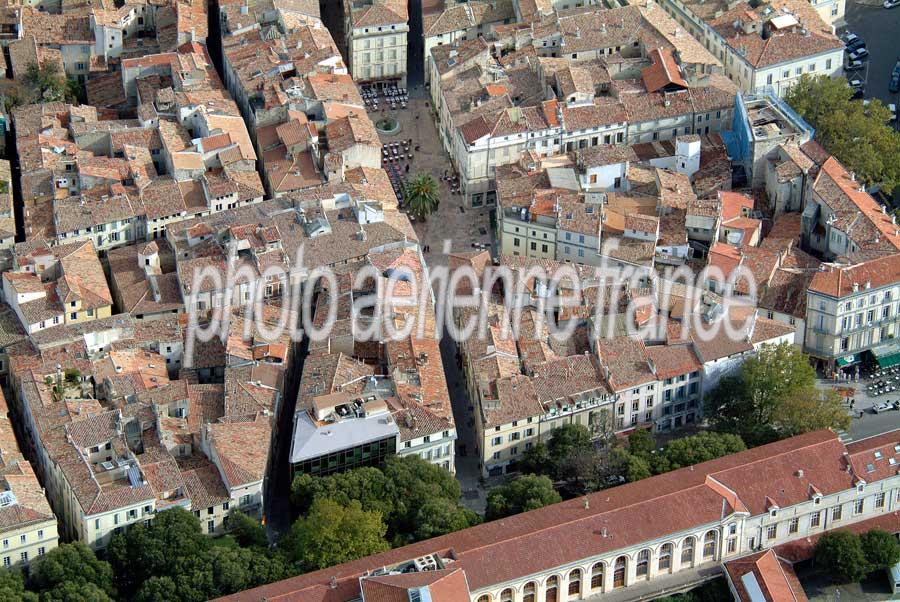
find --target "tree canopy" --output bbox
[860,529,900,572]
[404,174,440,221]
[27,542,115,601]
[106,507,288,601]
[814,530,871,583]
[785,74,900,194]
[280,498,390,571]
[291,455,478,546]
[705,343,849,445]
[486,474,562,520]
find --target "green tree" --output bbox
[626,428,654,461]
[814,531,871,583]
[413,498,481,540]
[0,570,37,602]
[404,174,440,221]
[229,510,268,549]
[280,498,389,571]
[381,455,463,542]
[16,62,77,106]
[705,343,849,445]
[785,74,900,193]
[655,432,746,472]
[860,529,900,572]
[519,441,552,476]
[27,542,115,599]
[486,474,562,520]
[133,577,178,602]
[547,424,593,475]
[38,581,114,602]
[107,507,207,598]
[606,448,651,483]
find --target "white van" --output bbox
[890,560,900,594]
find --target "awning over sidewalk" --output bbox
[836,353,859,367]
[871,340,900,368]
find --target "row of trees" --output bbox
[484,424,747,520]
[785,74,900,195]
[815,529,900,584]
[0,456,480,601]
[0,509,286,602]
[704,343,850,446]
[288,455,481,570]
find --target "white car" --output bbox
[890,103,898,122]
[845,59,864,71]
[842,32,860,45]
[849,48,869,61]
[873,402,894,414]
[885,0,900,9]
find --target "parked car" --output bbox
[890,104,898,122]
[849,48,869,61]
[872,401,894,413]
[846,38,867,52]
[885,0,900,9]
[841,31,865,48]
[891,73,900,94]
[845,60,865,71]
[849,78,865,90]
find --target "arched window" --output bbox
[568,568,582,597]
[477,596,491,602]
[681,537,695,566]
[636,549,650,579]
[524,582,537,602]
[703,530,717,560]
[613,556,627,588]
[658,543,673,573]
[590,562,604,590]
[545,576,559,602]
[500,589,514,602]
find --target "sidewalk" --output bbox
[583,566,723,601]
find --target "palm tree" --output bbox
[404,173,440,221]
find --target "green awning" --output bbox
[876,352,900,369]
[871,340,900,368]
[836,354,859,367]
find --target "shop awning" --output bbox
[876,352,900,369]
[871,340,900,369]
[836,354,859,367]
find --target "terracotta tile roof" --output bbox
[641,48,688,93]
[646,343,702,380]
[360,568,470,602]
[325,114,380,153]
[812,157,900,253]
[223,430,875,602]
[207,417,270,488]
[809,253,900,297]
[725,549,808,602]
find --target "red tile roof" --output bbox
[641,48,688,93]
[809,253,900,297]
[220,430,887,602]
[724,550,808,602]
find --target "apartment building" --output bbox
[343,0,409,86]
[429,5,736,206]
[801,157,900,262]
[495,136,731,269]
[11,45,264,250]
[291,244,457,476]
[648,0,844,97]
[0,389,59,569]
[805,254,900,374]
[224,429,900,602]
[457,281,792,477]
[422,0,514,83]
[1,241,113,335]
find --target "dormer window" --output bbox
[770,510,777,518]
[857,483,865,492]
